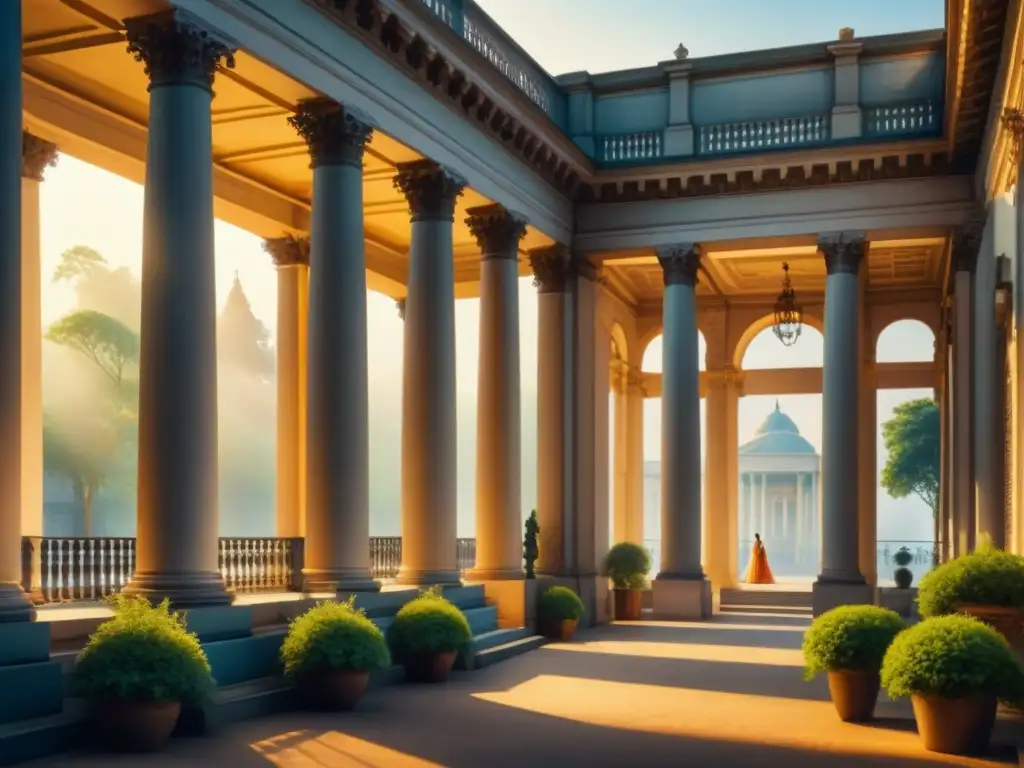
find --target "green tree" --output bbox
[880,398,940,517]
[46,310,139,387]
[53,245,141,330]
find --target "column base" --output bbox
[463,567,524,581]
[122,570,232,609]
[393,567,462,587]
[301,569,380,594]
[811,578,875,617]
[652,576,712,620]
[0,583,36,623]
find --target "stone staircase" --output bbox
[719,588,813,615]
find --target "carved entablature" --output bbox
[951,218,984,274]
[528,244,570,293]
[21,132,59,182]
[289,98,374,169]
[818,232,866,275]
[393,160,466,223]
[656,243,700,286]
[705,366,745,395]
[465,204,527,259]
[263,234,310,267]
[124,10,236,91]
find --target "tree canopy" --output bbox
[880,398,940,517]
[45,309,139,387]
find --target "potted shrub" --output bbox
[604,542,650,621]
[388,590,472,683]
[72,595,214,752]
[893,546,914,589]
[916,546,1024,655]
[881,614,1024,754]
[802,605,904,722]
[537,586,585,641]
[280,599,390,711]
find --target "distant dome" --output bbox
[755,400,801,436]
[740,401,817,456]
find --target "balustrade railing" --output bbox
[864,101,940,139]
[599,131,664,164]
[698,114,830,157]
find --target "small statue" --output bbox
[674,43,689,60]
[523,510,540,579]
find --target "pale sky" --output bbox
[39,0,941,548]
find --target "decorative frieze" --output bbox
[656,243,700,286]
[392,160,466,222]
[465,204,527,259]
[288,98,374,169]
[124,10,236,91]
[262,234,310,268]
[21,132,58,182]
[528,244,570,293]
[818,232,866,275]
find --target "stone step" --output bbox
[719,589,813,608]
[464,605,499,635]
[0,701,84,767]
[472,635,547,670]
[719,604,813,615]
[441,584,488,610]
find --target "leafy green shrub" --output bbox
[280,599,390,678]
[387,591,472,662]
[604,542,651,589]
[537,586,585,622]
[73,594,213,704]
[881,614,1024,704]
[802,605,905,680]
[893,547,913,567]
[916,547,1024,617]
[894,567,913,589]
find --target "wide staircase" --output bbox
[719,587,813,616]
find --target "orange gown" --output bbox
[743,540,775,584]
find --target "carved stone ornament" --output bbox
[818,232,866,275]
[706,366,745,393]
[656,243,701,286]
[528,244,570,293]
[951,218,984,274]
[465,204,527,259]
[124,10,236,91]
[392,160,466,222]
[21,132,59,182]
[263,234,310,268]
[396,298,406,320]
[288,98,374,169]
[1004,107,1024,167]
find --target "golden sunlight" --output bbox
[250,730,444,767]
[544,640,805,667]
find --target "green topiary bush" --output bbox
[894,567,914,590]
[802,605,905,680]
[881,614,1024,704]
[604,542,651,589]
[537,586,585,622]
[387,591,472,662]
[916,546,1024,617]
[893,546,914,567]
[73,594,214,705]
[280,598,390,678]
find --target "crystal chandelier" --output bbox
[772,262,803,347]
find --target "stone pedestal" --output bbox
[652,577,712,620]
[812,581,875,616]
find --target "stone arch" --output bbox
[875,318,936,363]
[870,305,939,356]
[641,330,707,372]
[731,311,825,369]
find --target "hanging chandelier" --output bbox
[772,262,803,347]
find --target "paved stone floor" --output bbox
[34,612,1023,767]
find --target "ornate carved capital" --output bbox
[528,244,570,293]
[288,98,373,169]
[124,10,236,91]
[262,234,310,268]
[465,204,527,259]
[818,232,866,275]
[396,298,406,320]
[1004,107,1024,166]
[706,366,745,393]
[656,243,700,286]
[393,160,466,223]
[569,252,599,283]
[21,132,58,182]
[951,218,984,274]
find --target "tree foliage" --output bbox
[880,398,940,517]
[45,310,139,387]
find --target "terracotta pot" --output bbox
[297,668,370,711]
[827,669,880,722]
[538,617,577,641]
[403,650,457,683]
[614,588,643,621]
[955,604,1024,656]
[90,699,181,752]
[911,693,997,755]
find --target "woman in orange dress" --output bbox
[743,533,775,585]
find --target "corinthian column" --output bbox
[652,244,711,620]
[122,11,235,607]
[393,161,465,585]
[464,204,527,580]
[813,232,871,615]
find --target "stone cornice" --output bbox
[21,131,58,182]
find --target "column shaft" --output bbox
[624,382,646,544]
[951,223,979,556]
[703,369,739,588]
[973,218,1002,547]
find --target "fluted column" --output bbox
[263,236,309,540]
[122,11,234,607]
[464,204,527,580]
[813,232,870,614]
[530,246,570,576]
[951,223,980,556]
[393,161,465,585]
[288,99,377,592]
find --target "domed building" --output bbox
[739,402,821,576]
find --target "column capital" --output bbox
[818,232,866,275]
[570,251,600,283]
[21,132,59,181]
[656,243,700,286]
[262,234,310,267]
[124,10,236,92]
[1004,107,1024,164]
[706,366,745,392]
[528,244,571,293]
[465,204,527,259]
[393,160,466,222]
[951,219,984,274]
[289,98,374,169]
[396,298,406,320]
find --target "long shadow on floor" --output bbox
[600,615,809,650]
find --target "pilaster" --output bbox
[827,32,863,140]
[661,54,695,157]
[704,366,743,591]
